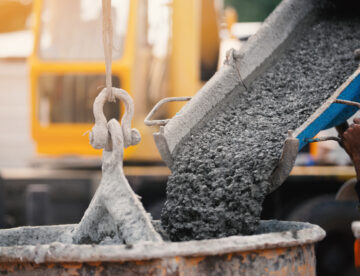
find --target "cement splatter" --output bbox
[162,12,360,241]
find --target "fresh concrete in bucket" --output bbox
[162,5,360,241]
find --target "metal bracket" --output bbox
[305,99,360,144]
[334,99,360,109]
[144,97,191,126]
[305,136,342,143]
[270,130,299,192]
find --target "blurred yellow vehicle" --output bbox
[0,0,32,33]
[29,0,225,163]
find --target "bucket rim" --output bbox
[352,221,360,238]
[0,220,325,264]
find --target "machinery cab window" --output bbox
[37,74,120,125]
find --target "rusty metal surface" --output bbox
[0,244,316,276]
[0,244,315,276]
[0,220,324,275]
[355,239,360,270]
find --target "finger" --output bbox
[354,117,360,124]
[353,125,360,134]
[343,131,349,139]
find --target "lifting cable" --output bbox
[102,0,115,102]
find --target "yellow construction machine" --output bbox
[29,0,227,164]
[0,0,32,33]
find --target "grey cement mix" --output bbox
[162,11,360,241]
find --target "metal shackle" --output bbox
[90,87,141,150]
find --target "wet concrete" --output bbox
[162,11,360,241]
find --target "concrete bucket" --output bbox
[352,221,360,271]
[0,220,324,275]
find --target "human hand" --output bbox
[341,118,360,178]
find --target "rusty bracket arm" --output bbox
[144,97,192,126]
[334,99,360,109]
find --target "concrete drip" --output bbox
[162,11,360,241]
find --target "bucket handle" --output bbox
[144,97,191,126]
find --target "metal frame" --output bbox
[144,97,191,126]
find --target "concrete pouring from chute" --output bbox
[145,0,360,192]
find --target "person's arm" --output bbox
[340,118,360,180]
[339,118,360,207]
